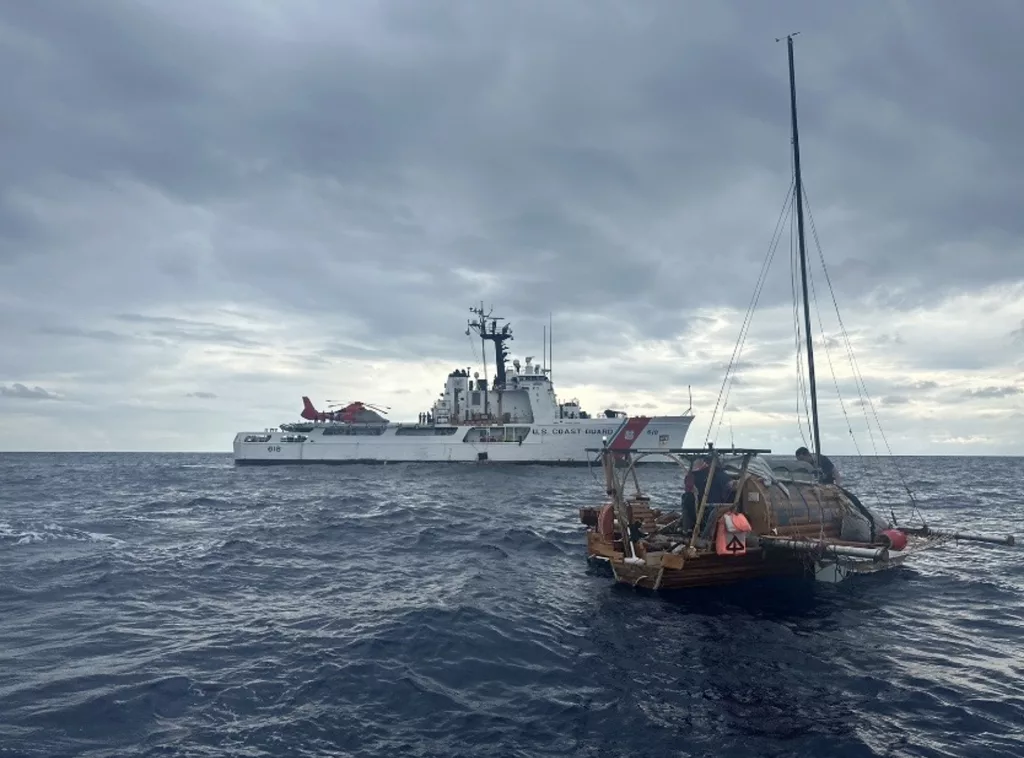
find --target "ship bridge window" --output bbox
[243,434,272,443]
[395,426,459,436]
[322,425,386,436]
[280,434,308,443]
[464,426,531,443]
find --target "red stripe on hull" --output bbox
[609,417,652,450]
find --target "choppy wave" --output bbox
[1,452,1022,757]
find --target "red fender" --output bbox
[880,528,908,551]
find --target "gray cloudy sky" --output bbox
[1,0,1022,454]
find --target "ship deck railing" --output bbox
[585,447,773,456]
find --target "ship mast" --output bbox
[786,33,822,468]
[468,303,513,421]
[476,301,489,417]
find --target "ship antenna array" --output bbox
[541,312,554,379]
[548,311,552,382]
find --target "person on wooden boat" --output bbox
[688,455,737,538]
[691,455,734,504]
[680,471,698,531]
[795,446,841,485]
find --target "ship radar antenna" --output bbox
[467,302,514,390]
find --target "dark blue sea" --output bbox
[1,453,1022,758]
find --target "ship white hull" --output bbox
[233,415,694,465]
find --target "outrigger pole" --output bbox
[785,33,823,471]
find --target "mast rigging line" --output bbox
[710,35,921,525]
[805,246,864,458]
[789,32,919,521]
[800,184,923,518]
[705,177,795,444]
[802,242,903,527]
[801,192,881,462]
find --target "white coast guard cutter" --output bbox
[233,305,695,464]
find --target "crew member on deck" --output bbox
[795,446,840,485]
[688,456,736,536]
[691,456,734,505]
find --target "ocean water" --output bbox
[1,453,1022,758]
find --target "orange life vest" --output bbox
[715,512,753,556]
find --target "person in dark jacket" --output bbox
[795,446,840,485]
[691,457,734,504]
[688,456,735,536]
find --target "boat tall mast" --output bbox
[786,33,822,467]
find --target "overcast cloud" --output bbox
[1,0,1022,454]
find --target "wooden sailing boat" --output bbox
[578,35,1016,591]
